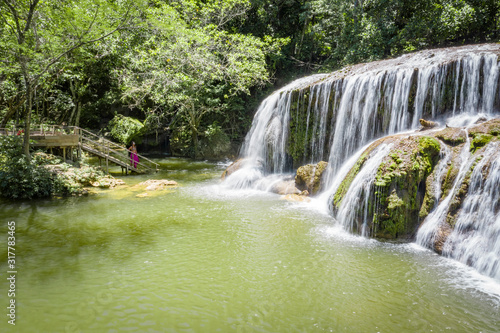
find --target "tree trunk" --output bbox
[74,101,81,127]
[23,81,32,159]
[192,127,199,159]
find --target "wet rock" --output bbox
[420,118,439,129]
[270,178,301,195]
[280,194,311,202]
[137,179,179,191]
[434,127,466,146]
[433,224,452,254]
[295,161,328,195]
[221,159,246,180]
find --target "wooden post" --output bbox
[105,141,109,174]
[63,147,66,162]
[78,128,82,159]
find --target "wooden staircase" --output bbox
[0,124,159,174]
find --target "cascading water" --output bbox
[222,44,500,280]
[415,130,472,249]
[228,44,500,191]
[441,142,500,279]
[334,143,394,237]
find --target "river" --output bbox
[1,158,499,332]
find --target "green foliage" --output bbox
[1,0,498,160]
[199,123,232,159]
[0,136,53,199]
[108,114,144,145]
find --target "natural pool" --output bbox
[1,158,499,333]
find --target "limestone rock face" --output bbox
[137,179,178,191]
[295,161,328,195]
[331,117,500,246]
[333,135,441,239]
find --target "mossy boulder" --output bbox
[470,133,493,153]
[434,127,466,145]
[295,161,328,195]
[333,135,441,239]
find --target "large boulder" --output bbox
[333,135,441,239]
[270,178,301,195]
[295,161,328,195]
[221,159,245,180]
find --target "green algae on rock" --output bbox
[333,135,441,239]
[295,161,328,195]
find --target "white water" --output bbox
[222,44,500,281]
[442,142,500,279]
[416,130,472,248]
[229,44,499,191]
[335,143,394,236]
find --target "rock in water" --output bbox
[221,159,245,180]
[137,179,178,191]
[420,118,439,129]
[270,178,301,195]
[295,161,328,195]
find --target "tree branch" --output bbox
[34,4,135,83]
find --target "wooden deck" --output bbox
[0,125,159,174]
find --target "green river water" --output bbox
[1,158,499,333]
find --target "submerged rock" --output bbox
[295,161,328,195]
[280,193,311,202]
[136,179,178,191]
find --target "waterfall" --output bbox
[334,143,394,236]
[228,44,499,191]
[222,44,500,280]
[441,142,500,280]
[416,130,472,249]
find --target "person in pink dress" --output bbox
[128,141,139,168]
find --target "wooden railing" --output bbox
[0,124,159,174]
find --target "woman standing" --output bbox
[129,141,139,168]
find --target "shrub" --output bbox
[0,136,53,199]
[108,114,144,145]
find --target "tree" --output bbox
[117,2,285,157]
[0,0,140,158]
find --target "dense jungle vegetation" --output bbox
[0,0,499,161]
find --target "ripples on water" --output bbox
[0,158,499,332]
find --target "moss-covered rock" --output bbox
[470,133,493,153]
[295,161,328,195]
[332,135,441,239]
[434,127,466,145]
